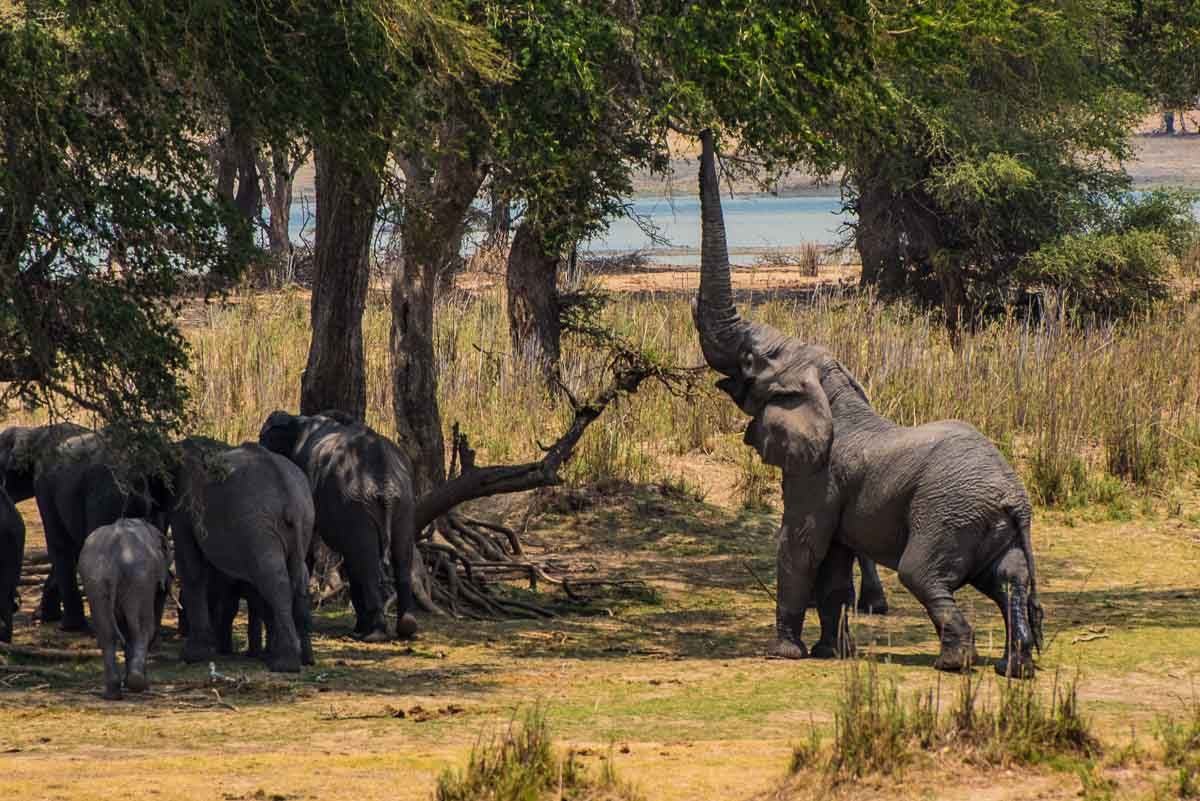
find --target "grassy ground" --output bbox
[3,477,1200,800]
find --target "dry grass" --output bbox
[174,285,1200,509]
[5,281,1199,509]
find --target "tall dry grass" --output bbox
[10,283,1200,508]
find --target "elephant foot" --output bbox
[767,638,808,660]
[267,654,302,673]
[933,640,979,673]
[36,604,63,624]
[125,671,149,693]
[59,615,92,635]
[181,641,215,664]
[856,596,889,615]
[102,683,123,701]
[994,651,1036,680]
[395,613,419,640]
[811,639,855,660]
[361,629,390,644]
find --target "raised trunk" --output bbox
[391,149,485,495]
[300,142,386,419]
[694,129,747,375]
[506,219,561,378]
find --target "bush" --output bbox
[1019,230,1173,319]
[436,708,642,801]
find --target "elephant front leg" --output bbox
[769,516,834,660]
[811,542,855,659]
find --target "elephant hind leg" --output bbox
[86,583,123,700]
[856,555,889,615]
[810,542,856,659]
[253,560,302,673]
[972,545,1036,679]
[119,592,155,693]
[897,548,976,673]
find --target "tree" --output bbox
[0,2,250,456]
[1126,0,1200,116]
[829,0,1194,327]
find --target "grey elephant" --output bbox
[691,130,1042,677]
[78,519,170,700]
[0,486,24,643]
[259,410,418,642]
[0,423,165,632]
[169,438,314,672]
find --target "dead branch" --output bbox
[0,642,100,661]
[0,664,72,680]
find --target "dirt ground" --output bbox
[4,465,1200,800]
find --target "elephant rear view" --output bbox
[78,519,170,700]
[170,439,315,672]
[0,487,25,643]
[260,410,417,642]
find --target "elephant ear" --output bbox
[741,362,833,473]
[259,411,302,456]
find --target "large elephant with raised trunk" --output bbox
[691,130,1042,677]
[259,410,418,642]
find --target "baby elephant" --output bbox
[78,519,170,700]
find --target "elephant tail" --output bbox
[1010,504,1043,652]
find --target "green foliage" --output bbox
[1019,231,1173,318]
[1124,0,1200,111]
[435,708,642,801]
[0,1,252,459]
[834,0,1186,321]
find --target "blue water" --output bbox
[286,192,851,255]
[588,194,851,253]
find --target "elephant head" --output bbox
[692,130,833,475]
[259,411,305,457]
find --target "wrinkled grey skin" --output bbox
[0,487,25,643]
[692,131,1042,677]
[810,554,888,615]
[0,424,163,631]
[78,519,170,700]
[169,438,315,672]
[259,410,417,642]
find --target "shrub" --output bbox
[435,708,642,801]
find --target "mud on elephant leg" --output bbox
[811,542,856,659]
[972,547,1037,679]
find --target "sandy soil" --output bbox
[4,472,1200,800]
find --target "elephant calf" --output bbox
[260,410,418,642]
[0,487,25,643]
[78,519,170,700]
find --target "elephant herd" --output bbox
[0,412,418,698]
[0,133,1047,699]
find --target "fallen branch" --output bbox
[0,642,100,661]
[0,664,72,680]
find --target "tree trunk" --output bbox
[506,219,561,378]
[853,179,905,297]
[300,142,385,419]
[485,184,512,249]
[258,146,297,259]
[391,150,485,494]
[231,122,260,223]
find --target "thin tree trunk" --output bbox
[391,150,485,494]
[506,219,561,378]
[259,146,296,259]
[300,142,385,419]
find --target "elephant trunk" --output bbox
[694,128,749,376]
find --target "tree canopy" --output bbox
[0,2,250,455]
